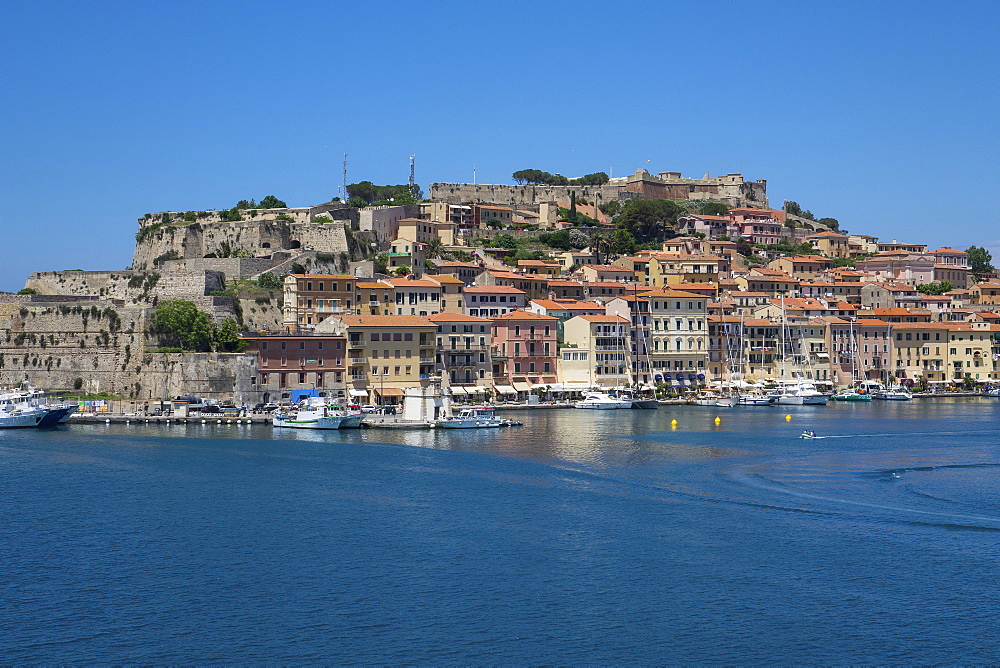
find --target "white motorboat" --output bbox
[983,387,1000,397]
[873,387,912,401]
[736,392,774,406]
[574,392,632,409]
[437,408,504,429]
[767,382,831,405]
[272,402,364,429]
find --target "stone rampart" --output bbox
[0,300,258,402]
[24,269,226,305]
[430,183,622,206]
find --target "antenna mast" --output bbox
[409,154,417,198]
[341,153,348,201]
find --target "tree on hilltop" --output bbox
[967,246,995,279]
[259,195,287,209]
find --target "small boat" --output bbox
[832,390,873,402]
[982,387,1000,397]
[800,430,824,439]
[737,393,774,406]
[272,402,364,429]
[574,392,632,410]
[873,387,912,401]
[438,408,504,428]
[499,419,523,427]
[618,393,658,409]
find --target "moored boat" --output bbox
[0,407,47,428]
[767,382,831,405]
[873,387,912,401]
[574,392,632,410]
[437,408,504,428]
[832,390,873,402]
[272,402,365,429]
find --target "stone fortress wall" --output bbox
[430,169,769,210]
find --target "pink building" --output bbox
[490,310,559,389]
[729,208,785,245]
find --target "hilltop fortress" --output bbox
[431,169,768,209]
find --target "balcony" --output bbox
[350,373,367,381]
[350,358,367,365]
[419,357,436,364]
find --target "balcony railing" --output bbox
[350,358,367,365]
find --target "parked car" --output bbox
[200,405,222,414]
[360,405,380,413]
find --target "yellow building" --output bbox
[315,314,438,404]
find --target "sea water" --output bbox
[3,398,1000,663]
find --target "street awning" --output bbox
[494,385,517,394]
[449,386,468,395]
[349,389,368,397]
[512,382,531,392]
[376,387,406,397]
[464,386,486,393]
[814,352,830,358]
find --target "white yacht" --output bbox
[438,408,504,429]
[767,382,831,405]
[574,392,632,410]
[873,387,912,401]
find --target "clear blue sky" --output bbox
[2,0,997,291]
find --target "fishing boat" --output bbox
[574,392,632,409]
[437,408,504,428]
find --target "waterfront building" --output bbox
[559,315,632,389]
[244,333,348,403]
[282,274,356,331]
[526,298,605,343]
[605,294,653,386]
[490,310,559,390]
[643,289,710,384]
[427,313,493,389]
[315,314,438,406]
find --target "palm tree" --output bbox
[589,231,606,264]
[425,237,445,259]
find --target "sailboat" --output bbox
[766,298,830,406]
[833,319,872,401]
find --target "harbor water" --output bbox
[3,398,1000,663]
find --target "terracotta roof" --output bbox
[356,281,392,289]
[426,313,490,322]
[335,315,435,327]
[493,310,558,321]
[573,314,630,324]
[531,299,603,311]
[425,274,465,285]
[639,289,711,299]
[463,285,526,294]
[930,247,966,254]
[805,231,848,239]
[387,278,440,288]
[290,273,356,280]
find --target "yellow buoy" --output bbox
[714,416,721,424]
[785,414,792,421]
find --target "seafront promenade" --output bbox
[63,390,994,429]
